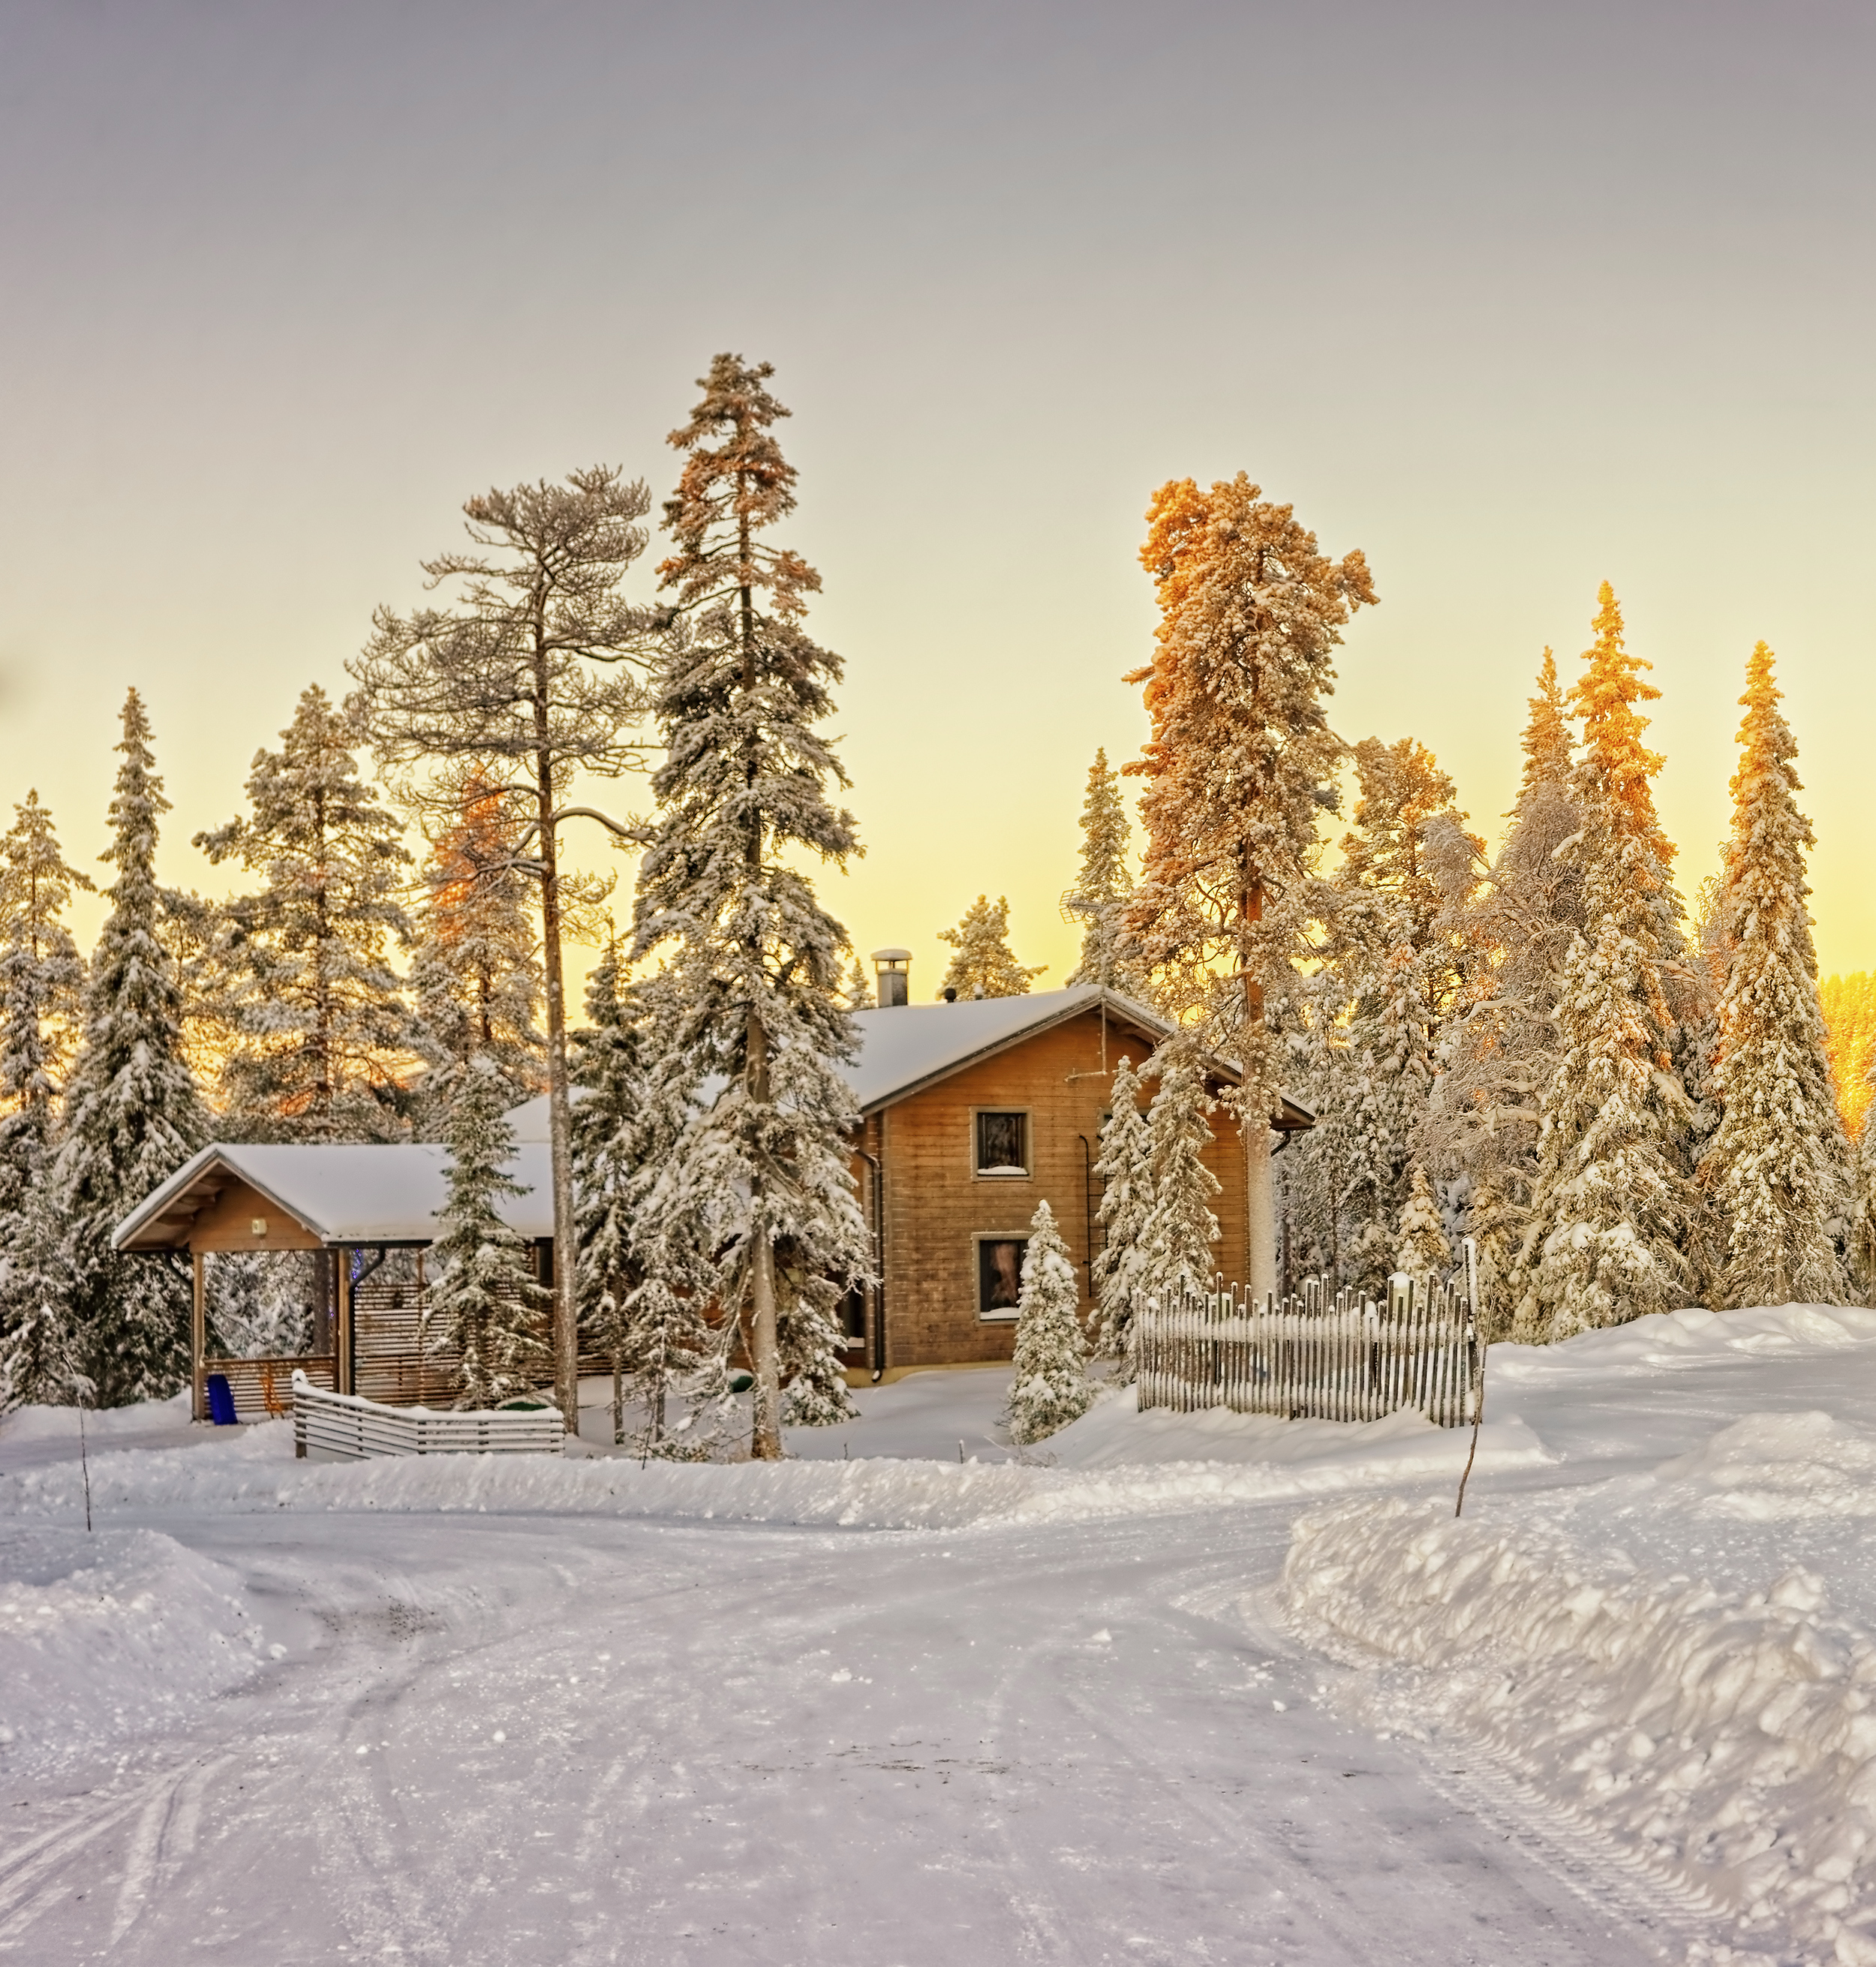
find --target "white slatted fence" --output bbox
[1135,1269,1480,1427]
[292,1370,565,1461]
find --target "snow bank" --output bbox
[0,1408,1549,1533]
[1656,1412,1876,1523]
[1285,1496,1876,1965]
[0,1391,192,1444]
[0,1527,268,1776]
[1490,1302,1876,1382]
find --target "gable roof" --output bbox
[506,985,1310,1131]
[112,1141,555,1253]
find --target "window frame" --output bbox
[971,1107,1032,1180]
[975,1232,1030,1322]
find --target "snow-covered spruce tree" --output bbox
[1418,651,1583,1325]
[573,950,717,1451]
[1394,1163,1451,1279]
[53,692,206,1405]
[1139,1042,1222,1292]
[633,353,867,1457]
[427,1052,551,1407]
[1698,643,1851,1307]
[351,466,654,1426]
[1004,1201,1093,1445]
[0,795,93,1409]
[1063,750,1145,994]
[937,895,1045,999]
[1127,474,1374,1298]
[1090,1054,1153,1370]
[195,684,415,1141]
[1513,587,1700,1340]
[409,766,543,1135]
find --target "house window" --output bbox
[975,1111,1029,1177]
[978,1236,1028,1321]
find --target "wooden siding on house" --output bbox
[865,1006,1247,1369]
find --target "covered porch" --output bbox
[113,1143,558,1424]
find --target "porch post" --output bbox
[191,1250,206,1423]
[335,1246,353,1397]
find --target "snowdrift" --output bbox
[1285,1495,1876,1966]
[0,1527,268,1777]
[0,1408,1550,1533]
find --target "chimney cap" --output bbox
[870,947,912,964]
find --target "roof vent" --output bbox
[870,948,912,1009]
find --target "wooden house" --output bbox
[114,975,1310,1418]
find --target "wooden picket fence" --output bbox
[1134,1269,1481,1427]
[291,1370,565,1461]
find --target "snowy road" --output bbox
[2,1500,1667,1966]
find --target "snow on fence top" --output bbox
[1135,1271,1481,1428]
[291,1372,565,1461]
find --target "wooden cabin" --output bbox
[115,979,1310,1418]
[825,977,1312,1376]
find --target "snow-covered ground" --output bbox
[5,1304,1876,1962]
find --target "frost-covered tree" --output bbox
[1139,1042,1221,1291]
[573,951,717,1451]
[632,353,866,1457]
[1127,474,1374,1297]
[1514,587,1700,1339]
[1063,750,1144,994]
[426,1052,551,1407]
[0,795,93,1409]
[1090,1054,1153,1370]
[1699,643,1851,1307]
[1394,1163,1451,1278]
[351,465,654,1425]
[53,692,206,1405]
[1004,1200,1092,1445]
[196,685,414,1141]
[1419,651,1583,1306]
[409,767,543,1132]
[937,895,1044,1000]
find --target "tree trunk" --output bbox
[532,660,580,1430]
[746,1007,783,1458]
[1238,876,1276,1301]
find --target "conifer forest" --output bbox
[1,358,1871,1429]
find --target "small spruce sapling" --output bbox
[1138,1045,1221,1292]
[428,1054,552,1408]
[1004,1201,1092,1445]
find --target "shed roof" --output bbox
[112,1142,555,1253]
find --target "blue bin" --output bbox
[206,1373,238,1426]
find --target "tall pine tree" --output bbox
[1063,750,1144,994]
[1127,474,1374,1297]
[0,795,93,1409]
[53,692,206,1405]
[1090,1054,1153,1370]
[1699,643,1851,1307]
[937,895,1045,999]
[1514,587,1700,1339]
[633,353,867,1457]
[409,767,543,1132]
[196,685,415,1141]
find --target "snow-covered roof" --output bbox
[507,985,1310,1129]
[113,1142,555,1253]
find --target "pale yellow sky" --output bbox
[2,2,1870,1005]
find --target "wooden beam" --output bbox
[335,1247,353,1397]
[191,1251,206,1424]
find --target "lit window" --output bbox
[976,1111,1028,1176]
[978,1238,1027,1320]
